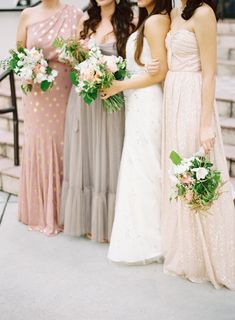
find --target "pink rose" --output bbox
[105,55,118,73]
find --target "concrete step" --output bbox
[231,177,235,200]
[0,113,24,134]
[220,117,235,146]
[216,76,235,117]
[218,21,235,34]
[0,84,24,135]
[217,46,235,60]
[217,34,235,48]
[225,144,235,177]
[0,129,23,161]
[217,59,235,76]
[0,157,20,195]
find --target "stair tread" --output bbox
[220,117,235,128]
[0,157,15,171]
[218,59,235,65]
[0,87,22,99]
[216,76,235,102]
[1,164,20,178]
[0,128,23,146]
[0,112,24,122]
[224,144,235,161]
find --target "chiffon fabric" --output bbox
[162,30,235,289]
[61,42,125,242]
[18,5,83,235]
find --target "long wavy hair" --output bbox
[182,0,218,20]
[135,0,172,66]
[80,0,135,58]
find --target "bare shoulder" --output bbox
[193,4,217,22]
[21,7,34,19]
[145,13,170,30]
[18,7,34,25]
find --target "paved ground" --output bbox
[0,192,235,320]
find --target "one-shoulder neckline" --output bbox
[27,4,68,29]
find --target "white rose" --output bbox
[20,67,33,80]
[17,53,25,59]
[40,59,48,67]
[35,73,46,83]
[172,164,189,175]
[51,70,58,77]
[17,60,24,67]
[40,66,46,74]
[192,167,209,180]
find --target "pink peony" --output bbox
[105,55,118,73]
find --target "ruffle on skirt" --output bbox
[61,181,116,242]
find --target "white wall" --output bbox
[0,0,88,60]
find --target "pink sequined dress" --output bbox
[18,5,83,235]
[162,30,235,289]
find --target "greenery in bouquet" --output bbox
[53,37,90,67]
[169,150,224,213]
[70,46,129,113]
[0,45,58,94]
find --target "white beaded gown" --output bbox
[108,31,163,264]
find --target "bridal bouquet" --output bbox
[53,37,90,67]
[169,150,223,213]
[70,46,129,113]
[0,46,58,94]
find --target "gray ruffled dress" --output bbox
[60,42,125,242]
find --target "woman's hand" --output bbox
[101,80,123,100]
[145,59,160,76]
[200,126,215,154]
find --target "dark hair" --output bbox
[80,0,135,58]
[182,0,218,20]
[135,0,172,66]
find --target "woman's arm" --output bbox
[16,9,30,47]
[102,14,170,98]
[194,5,217,153]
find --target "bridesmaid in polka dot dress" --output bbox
[16,1,83,235]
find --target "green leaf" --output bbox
[70,71,78,86]
[83,94,93,105]
[177,184,185,196]
[170,151,182,165]
[40,80,51,92]
[21,84,32,94]
[53,37,64,48]
[47,66,52,75]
